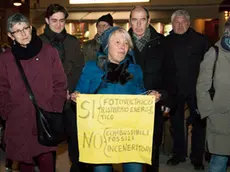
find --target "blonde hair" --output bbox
[108,28,133,49]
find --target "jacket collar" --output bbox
[169,27,194,37]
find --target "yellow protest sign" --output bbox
[77,94,155,165]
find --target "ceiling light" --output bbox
[70,0,149,4]
[13,0,22,6]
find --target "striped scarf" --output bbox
[133,28,151,52]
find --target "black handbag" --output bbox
[14,57,66,147]
[0,117,6,151]
[208,45,219,100]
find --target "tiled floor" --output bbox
[1,143,230,172]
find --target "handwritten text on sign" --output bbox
[77,94,155,164]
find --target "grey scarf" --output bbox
[133,28,151,52]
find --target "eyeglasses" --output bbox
[11,26,31,35]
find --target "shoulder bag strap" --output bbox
[14,57,39,110]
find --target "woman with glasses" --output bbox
[0,13,67,172]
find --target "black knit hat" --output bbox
[96,13,113,26]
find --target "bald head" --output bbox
[129,6,149,20]
[129,6,150,38]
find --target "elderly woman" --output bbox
[196,18,230,172]
[71,26,160,172]
[0,13,67,172]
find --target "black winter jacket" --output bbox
[163,28,210,106]
[129,26,166,146]
[129,25,165,93]
[40,33,84,92]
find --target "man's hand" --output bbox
[70,91,80,103]
[161,106,170,117]
[148,90,161,103]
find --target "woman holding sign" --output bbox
[71,26,160,172]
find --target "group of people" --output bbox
[0,3,229,172]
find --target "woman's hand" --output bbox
[70,91,80,103]
[148,90,161,103]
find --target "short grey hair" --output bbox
[7,13,29,32]
[171,10,190,22]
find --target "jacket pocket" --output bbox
[208,114,230,135]
[213,92,230,114]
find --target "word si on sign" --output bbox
[77,94,155,165]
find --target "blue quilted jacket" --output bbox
[75,55,146,95]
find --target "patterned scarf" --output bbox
[132,28,151,52]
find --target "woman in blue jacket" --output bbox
[71,26,160,172]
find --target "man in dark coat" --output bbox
[83,13,113,63]
[164,10,210,170]
[128,6,169,172]
[39,4,84,172]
